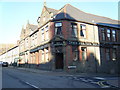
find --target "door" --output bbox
[55,53,64,69]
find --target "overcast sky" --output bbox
[0,0,119,44]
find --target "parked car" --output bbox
[2,62,8,67]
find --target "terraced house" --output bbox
[1,3,119,74]
[0,45,19,65]
[19,22,38,65]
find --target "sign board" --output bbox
[68,66,76,69]
[67,41,99,46]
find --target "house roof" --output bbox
[52,4,119,28]
[97,23,120,29]
[46,7,58,15]
[20,23,37,40]
[29,24,38,31]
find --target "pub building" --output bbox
[20,4,120,74]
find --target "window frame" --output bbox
[45,47,49,62]
[112,48,117,61]
[80,24,86,38]
[41,28,44,41]
[100,27,106,41]
[71,23,78,37]
[106,48,111,61]
[55,22,62,35]
[72,46,79,61]
[41,49,44,63]
[112,30,116,42]
[81,47,87,61]
[106,28,111,41]
[45,25,49,40]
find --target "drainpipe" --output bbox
[92,20,98,73]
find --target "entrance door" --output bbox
[55,53,64,69]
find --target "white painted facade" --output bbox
[0,46,19,64]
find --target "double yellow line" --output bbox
[97,80,110,88]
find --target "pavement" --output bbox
[9,66,120,89]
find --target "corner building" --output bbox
[27,4,120,74]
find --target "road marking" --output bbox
[75,78,80,81]
[98,81,110,88]
[25,82,41,90]
[90,81,98,84]
[87,79,93,82]
[81,79,89,82]
[94,77,105,80]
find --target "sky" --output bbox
[0,0,119,44]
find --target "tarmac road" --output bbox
[2,67,119,90]
[2,67,98,89]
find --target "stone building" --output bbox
[27,4,119,74]
[1,3,118,74]
[19,22,37,65]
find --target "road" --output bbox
[2,67,119,90]
[2,67,99,89]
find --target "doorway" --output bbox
[55,53,64,69]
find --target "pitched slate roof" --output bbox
[29,24,38,31]
[97,23,120,29]
[52,4,119,28]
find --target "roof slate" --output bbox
[52,4,119,28]
[46,7,58,15]
[29,24,38,31]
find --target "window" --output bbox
[55,22,62,35]
[45,25,49,40]
[32,35,35,46]
[72,46,79,61]
[112,49,116,61]
[81,47,87,61]
[41,28,44,41]
[107,29,111,41]
[80,24,86,38]
[41,50,44,63]
[26,38,29,48]
[31,36,33,47]
[46,25,48,30]
[30,29,34,34]
[106,49,110,61]
[101,28,106,41]
[71,23,78,37]
[35,33,37,46]
[45,48,49,62]
[112,30,116,41]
